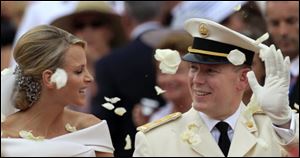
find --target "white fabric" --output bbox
[247,45,292,125]
[1,67,19,117]
[272,111,297,144]
[171,1,247,29]
[290,55,299,77]
[1,121,114,157]
[130,21,161,39]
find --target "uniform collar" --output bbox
[198,103,243,132]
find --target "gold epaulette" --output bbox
[137,112,182,133]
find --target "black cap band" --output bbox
[186,37,254,65]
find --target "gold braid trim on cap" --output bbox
[188,46,228,57]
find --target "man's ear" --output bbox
[42,70,55,89]
[237,68,251,91]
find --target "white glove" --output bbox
[247,45,292,125]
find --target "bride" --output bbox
[1,25,114,157]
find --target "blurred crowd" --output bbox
[1,1,298,157]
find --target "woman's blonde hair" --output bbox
[13,25,86,110]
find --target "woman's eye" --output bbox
[75,70,83,74]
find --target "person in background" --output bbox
[91,1,168,156]
[265,1,299,109]
[133,18,299,157]
[132,30,193,127]
[1,25,114,157]
[51,1,127,112]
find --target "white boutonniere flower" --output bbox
[102,103,115,110]
[104,97,121,104]
[227,49,246,66]
[19,130,44,141]
[154,86,166,95]
[50,68,67,89]
[114,107,127,116]
[181,123,201,146]
[154,49,181,74]
[124,134,132,150]
[65,123,77,133]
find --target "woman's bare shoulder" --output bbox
[64,108,101,130]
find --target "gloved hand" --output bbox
[247,44,292,125]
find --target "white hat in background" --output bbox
[182,18,260,66]
[171,1,247,29]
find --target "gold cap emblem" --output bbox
[199,23,209,37]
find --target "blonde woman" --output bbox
[1,25,114,157]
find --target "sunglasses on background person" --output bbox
[73,19,107,30]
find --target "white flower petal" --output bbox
[159,62,178,74]
[162,51,181,67]
[124,134,132,150]
[293,104,299,110]
[65,123,77,132]
[1,113,6,123]
[233,4,241,11]
[102,103,115,110]
[1,68,13,76]
[181,123,200,145]
[50,68,68,89]
[227,49,246,66]
[19,130,44,141]
[255,33,269,45]
[154,86,166,95]
[114,107,127,116]
[154,49,167,61]
[155,49,181,74]
[104,97,121,104]
[188,134,201,145]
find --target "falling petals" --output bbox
[102,103,115,110]
[104,97,121,104]
[114,107,127,116]
[154,86,166,95]
[124,134,132,150]
[50,68,67,89]
[155,49,181,74]
[227,49,246,66]
[65,123,77,133]
[19,130,44,141]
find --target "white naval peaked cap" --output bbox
[183,18,261,65]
